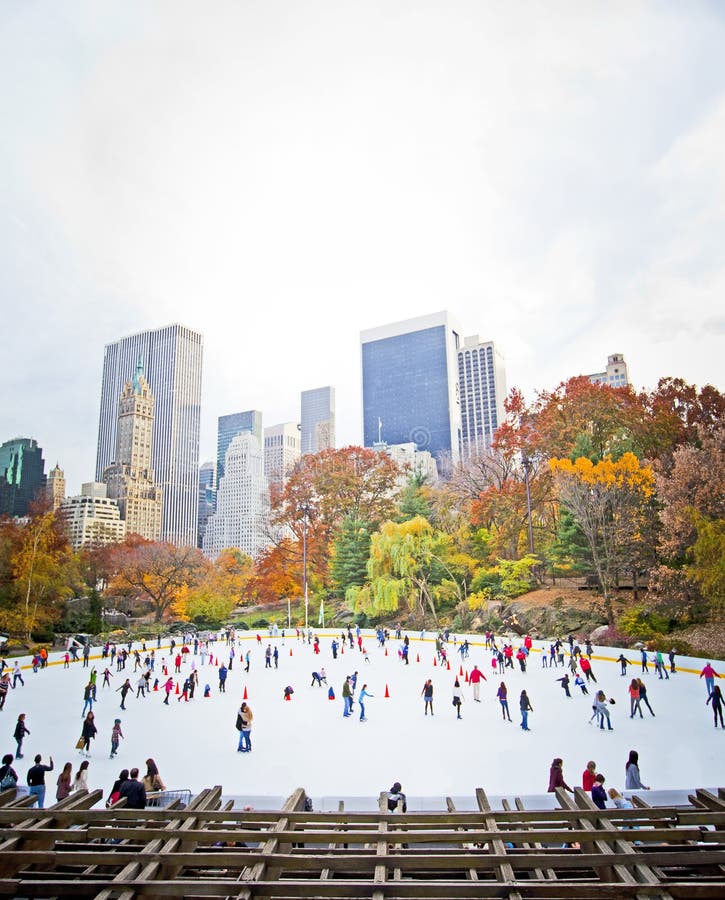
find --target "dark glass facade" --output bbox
[362,325,455,462]
[0,438,47,517]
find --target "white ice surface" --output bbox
[2,632,723,807]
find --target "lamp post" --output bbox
[300,504,311,631]
[522,454,535,555]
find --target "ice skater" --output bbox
[13,714,29,759]
[358,684,373,722]
[637,679,655,716]
[628,679,643,719]
[706,685,724,728]
[496,682,512,721]
[556,673,571,698]
[452,679,463,719]
[519,690,533,731]
[110,719,123,758]
[422,679,434,716]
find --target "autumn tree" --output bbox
[0,511,77,639]
[106,540,208,621]
[550,453,656,621]
[347,517,461,622]
[174,548,253,625]
[265,446,402,597]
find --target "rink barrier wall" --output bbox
[1,782,725,897]
[10,629,722,677]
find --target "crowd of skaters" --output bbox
[1,622,724,809]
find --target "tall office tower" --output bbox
[197,460,216,549]
[95,324,203,546]
[300,387,335,455]
[202,433,270,560]
[103,358,163,541]
[458,336,507,461]
[588,353,630,388]
[46,464,66,512]
[60,482,126,550]
[217,410,263,484]
[0,437,47,517]
[264,422,301,488]
[361,311,462,469]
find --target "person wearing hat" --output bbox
[387,782,407,813]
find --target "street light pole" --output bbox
[522,454,535,555]
[301,504,310,631]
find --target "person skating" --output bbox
[700,662,720,698]
[580,656,597,683]
[547,758,573,793]
[637,679,655,716]
[163,677,174,705]
[13,713,30,759]
[594,691,614,730]
[81,681,95,717]
[110,719,124,758]
[452,679,463,720]
[11,661,24,689]
[628,679,643,719]
[358,684,373,722]
[519,690,533,731]
[556,673,571,698]
[218,664,228,692]
[79,711,97,756]
[311,671,324,687]
[422,679,434,716]
[624,750,650,791]
[237,702,253,751]
[469,665,486,701]
[496,682,512,721]
[26,754,54,808]
[117,678,132,710]
[342,677,353,717]
[706,685,725,728]
[617,654,631,676]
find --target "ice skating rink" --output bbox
[3,632,723,805]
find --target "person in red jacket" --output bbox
[469,665,487,702]
[580,656,597,683]
[582,760,597,792]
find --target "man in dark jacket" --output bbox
[118,768,147,809]
[27,754,54,809]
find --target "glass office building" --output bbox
[458,336,507,460]
[217,410,263,484]
[0,437,47,517]
[95,324,203,547]
[361,312,462,468]
[300,387,335,455]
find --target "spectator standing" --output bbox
[26,754,54,808]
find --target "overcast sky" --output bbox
[1,1,724,494]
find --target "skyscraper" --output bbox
[197,461,216,549]
[95,324,203,547]
[361,311,462,468]
[217,410,263,484]
[300,387,335,455]
[458,336,507,461]
[46,464,66,512]
[203,433,270,560]
[0,437,47,517]
[264,422,301,488]
[103,357,163,541]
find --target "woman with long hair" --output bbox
[56,762,73,801]
[72,759,89,792]
[624,750,650,790]
[143,758,166,793]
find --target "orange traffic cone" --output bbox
[384,684,390,698]
[341,645,345,654]
[447,660,451,670]
[416,653,420,663]
[243,686,248,700]
[284,694,290,701]
[459,665,464,676]
[384,647,388,656]
[215,657,219,667]
[153,682,158,691]
[465,670,469,683]
[433,657,437,667]
[175,681,180,695]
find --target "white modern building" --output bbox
[300,386,335,455]
[60,482,126,550]
[372,441,439,487]
[458,336,507,461]
[264,422,301,488]
[587,353,630,388]
[361,311,462,469]
[202,433,270,560]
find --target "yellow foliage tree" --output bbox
[550,452,656,620]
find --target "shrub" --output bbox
[251,618,269,628]
[617,606,670,641]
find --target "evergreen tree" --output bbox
[331,516,372,595]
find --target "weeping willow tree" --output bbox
[346,516,460,623]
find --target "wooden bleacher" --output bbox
[0,783,724,898]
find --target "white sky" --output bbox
[1,1,724,493]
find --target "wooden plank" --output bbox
[476,787,522,900]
